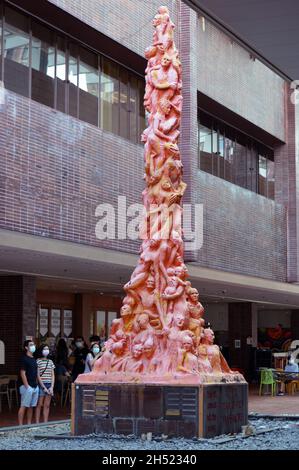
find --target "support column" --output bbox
[0,275,36,374]
[291,310,299,339]
[228,302,252,380]
[74,293,92,342]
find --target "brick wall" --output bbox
[0,1,290,282]
[195,171,287,281]
[0,276,36,375]
[197,17,285,141]
[0,89,144,255]
[47,0,178,58]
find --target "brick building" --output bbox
[0,0,298,378]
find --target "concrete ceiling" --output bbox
[1,241,299,308]
[185,0,299,80]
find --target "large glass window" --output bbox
[79,47,99,126]
[1,4,145,144]
[56,36,66,113]
[3,7,30,97]
[198,124,213,174]
[101,57,119,135]
[198,110,275,199]
[31,21,55,108]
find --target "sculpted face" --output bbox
[190,290,199,303]
[161,54,171,68]
[157,43,165,54]
[167,267,175,277]
[174,266,184,279]
[121,304,132,317]
[174,313,185,329]
[160,99,171,115]
[144,341,155,358]
[132,344,143,359]
[138,314,149,329]
[182,337,193,352]
[204,328,215,344]
[146,277,155,290]
[152,14,162,27]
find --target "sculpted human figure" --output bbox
[162,267,186,318]
[132,313,156,347]
[124,343,144,374]
[76,7,238,386]
[186,287,205,341]
[199,328,233,374]
[177,335,200,376]
[147,52,179,114]
[93,337,127,374]
[152,6,176,58]
[142,336,160,373]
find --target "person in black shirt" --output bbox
[18,340,39,426]
[71,336,88,382]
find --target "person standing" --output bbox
[18,340,39,426]
[71,336,89,381]
[36,344,55,423]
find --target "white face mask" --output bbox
[29,345,36,354]
[92,347,100,355]
[42,349,49,357]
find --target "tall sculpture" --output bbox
[77,6,244,386]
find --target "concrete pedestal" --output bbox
[72,382,248,438]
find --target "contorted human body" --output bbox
[76,6,244,386]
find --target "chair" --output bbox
[56,375,71,407]
[259,369,277,396]
[7,375,19,407]
[0,377,12,412]
[286,380,299,395]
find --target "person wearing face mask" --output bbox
[18,340,39,426]
[35,344,56,423]
[84,336,102,373]
[71,336,89,381]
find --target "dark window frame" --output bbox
[198,109,275,199]
[0,1,145,145]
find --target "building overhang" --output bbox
[1,229,299,308]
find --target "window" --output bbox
[101,57,119,135]
[56,36,66,112]
[3,7,30,97]
[31,21,55,108]
[79,47,99,126]
[0,4,145,144]
[68,43,78,118]
[198,110,275,199]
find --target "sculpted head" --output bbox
[182,335,193,352]
[112,340,125,355]
[203,328,215,344]
[132,343,143,359]
[143,337,155,358]
[167,267,175,277]
[187,287,199,303]
[137,313,149,330]
[173,312,185,329]
[161,53,172,69]
[120,304,133,317]
[159,97,171,115]
[146,276,155,290]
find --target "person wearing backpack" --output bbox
[36,344,55,423]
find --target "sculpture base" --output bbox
[72,381,248,438]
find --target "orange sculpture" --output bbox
[76,6,244,386]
